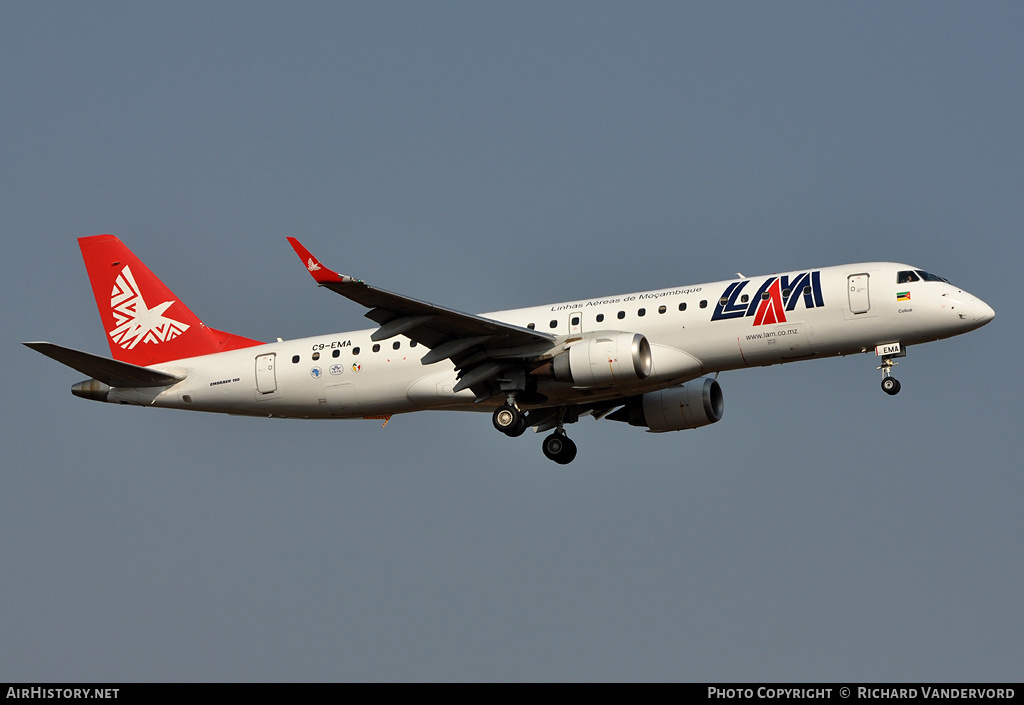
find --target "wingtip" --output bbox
[286,237,354,284]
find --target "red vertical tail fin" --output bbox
[79,235,262,366]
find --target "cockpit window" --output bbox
[898,270,950,284]
[915,270,950,283]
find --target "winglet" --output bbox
[286,237,360,285]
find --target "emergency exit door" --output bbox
[568,311,583,336]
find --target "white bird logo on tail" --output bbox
[108,266,190,349]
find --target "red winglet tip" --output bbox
[286,237,346,284]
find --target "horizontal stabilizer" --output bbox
[23,342,183,388]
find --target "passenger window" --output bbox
[741,295,749,303]
[596,313,605,323]
[638,308,646,317]
[617,311,625,320]
[527,323,535,329]
[353,347,360,355]
[332,349,340,358]
[393,341,400,350]
[679,302,687,311]
[410,341,417,348]
[312,352,320,361]
[372,344,380,353]
[571,315,580,326]
[658,305,666,314]
[700,300,708,309]
[291,355,300,364]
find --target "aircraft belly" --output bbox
[406,371,475,409]
[335,362,421,416]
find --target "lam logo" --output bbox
[712,271,824,326]
[108,266,190,349]
[306,258,321,272]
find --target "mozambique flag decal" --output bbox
[897,291,911,302]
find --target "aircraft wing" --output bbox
[287,238,558,397]
[23,342,184,387]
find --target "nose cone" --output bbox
[957,292,995,330]
[974,298,995,325]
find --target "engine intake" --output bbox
[607,378,724,432]
[552,333,652,387]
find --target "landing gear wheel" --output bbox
[877,352,904,396]
[492,404,522,434]
[542,433,578,465]
[507,414,529,437]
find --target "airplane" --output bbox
[25,234,994,464]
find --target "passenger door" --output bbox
[255,353,277,394]
[848,274,870,314]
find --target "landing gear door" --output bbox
[255,353,277,394]
[848,274,870,314]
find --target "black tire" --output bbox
[542,433,577,464]
[492,404,521,434]
[881,377,901,396]
[542,433,564,461]
[506,414,529,437]
[556,436,578,464]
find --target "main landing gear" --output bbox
[492,401,528,437]
[542,431,577,465]
[493,397,578,464]
[878,355,901,396]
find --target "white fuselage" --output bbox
[118,262,993,418]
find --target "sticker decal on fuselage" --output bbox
[711,271,824,326]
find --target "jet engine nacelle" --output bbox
[552,333,652,387]
[608,378,724,432]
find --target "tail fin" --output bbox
[79,234,262,366]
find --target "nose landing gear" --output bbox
[878,355,901,396]
[881,374,901,395]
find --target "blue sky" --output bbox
[3,2,1022,681]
